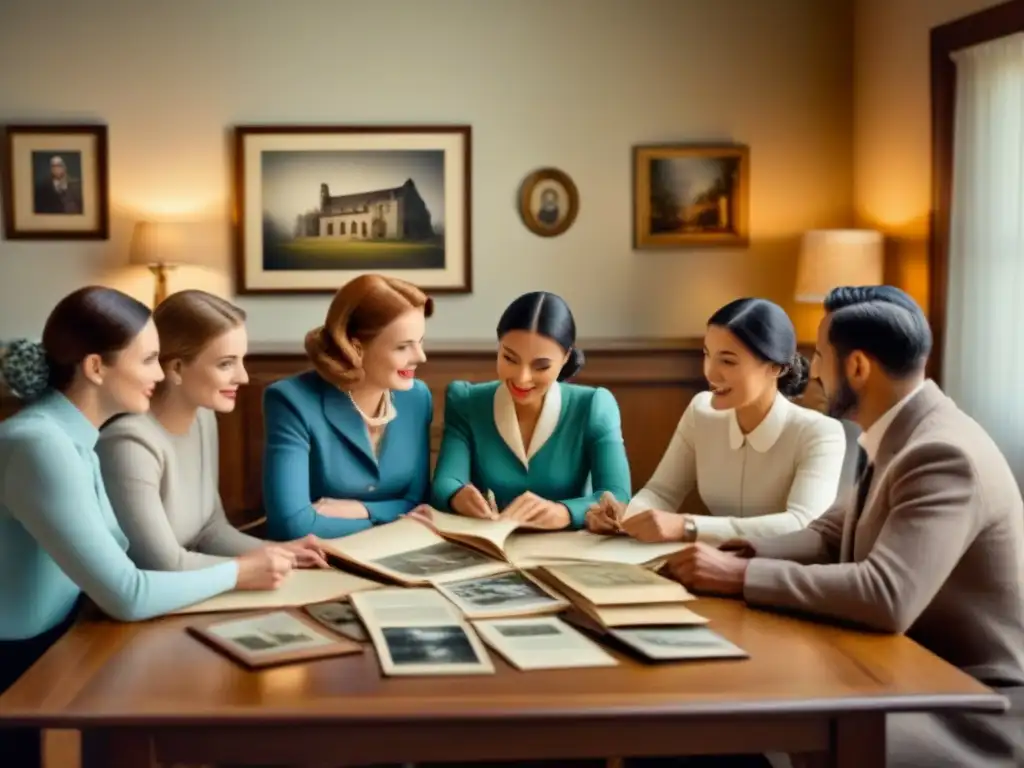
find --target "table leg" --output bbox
[81,728,154,768]
[831,713,885,768]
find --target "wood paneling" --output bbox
[0,338,816,529]
[216,338,711,527]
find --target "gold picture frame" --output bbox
[517,167,579,237]
[633,143,749,249]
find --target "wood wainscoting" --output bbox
[215,338,711,528]
[2,338,819,530]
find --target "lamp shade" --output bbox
[794,229,884,303]
[128,220,197,267]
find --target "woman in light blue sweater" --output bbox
[0,287,294,763]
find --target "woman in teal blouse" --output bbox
[430,291,631,529]
[0,287,293,764]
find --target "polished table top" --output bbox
[0,598,1005,727]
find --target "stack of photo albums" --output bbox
[183,509,746,673]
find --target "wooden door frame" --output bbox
[928,0,1024,382]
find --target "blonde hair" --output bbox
[153,290,246,371]
[306,274,433,391]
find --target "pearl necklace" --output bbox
[347,391,397,428]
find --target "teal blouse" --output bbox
[0,392,238,640]
[430,380,631,528]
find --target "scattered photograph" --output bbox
[442,571,565,613]
[2,124,109,240]
[382,625,482,666]
[554,563,666,589]
[611,626,748,661]
[305,600,368,642]
[234,125,471,294]
[518,167,579,237]
[474,617,619,671]
[633,143,749,249]
[495,622,561,638]
[372,541,493,577]
[207,611,334,655]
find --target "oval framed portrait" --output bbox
[518,167,579,237]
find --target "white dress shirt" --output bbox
[625,391,848,543]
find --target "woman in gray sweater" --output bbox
[97,290,326,571]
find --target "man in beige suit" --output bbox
[669,285,1024,767]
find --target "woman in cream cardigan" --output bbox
[589,298,850,545]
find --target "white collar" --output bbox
[727,391,791,452]
[493,382,562,467]
[857,382,925,463]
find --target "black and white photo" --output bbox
[382,625,481,666]
[372,541,493,577]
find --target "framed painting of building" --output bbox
[234,124,471,294]
[633,143,749,249]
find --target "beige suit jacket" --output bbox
[744,380,1024,766]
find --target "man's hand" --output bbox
[621,509,687,542]
[719,538,757,558]
[665,542,750,597]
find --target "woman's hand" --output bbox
[584,491,626,535]
[621,509,688,543]
[281,534,330,568]
[500,492,571,530]
[235,546,296,590]
[313,498,369,520]
[451,484,497,520]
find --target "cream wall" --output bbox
[0,0,853,343]
[853,0,1006,313]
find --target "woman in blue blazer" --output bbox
[430,291,631,530]
[263,275,434,540]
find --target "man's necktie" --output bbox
[849,448,874,558]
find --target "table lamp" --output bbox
[794,229,884,303]
[128,221,194,307]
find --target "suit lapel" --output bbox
[322,387,378,472]
[844,381,946,561]
[492,383,563,468]
[494,384,527,466]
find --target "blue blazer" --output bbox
[262,371,433,540]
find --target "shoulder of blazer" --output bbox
[394,378,432,420]
[264,370,324,408]
[443,380,498,417]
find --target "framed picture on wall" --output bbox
[234,124,472,295]
[632,143,749,249]
[517,167,579,237]
[1,124,109,240]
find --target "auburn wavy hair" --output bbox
[305,274,433,391]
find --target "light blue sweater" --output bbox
[0,391,238,641]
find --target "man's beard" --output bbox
[825,369,859,420]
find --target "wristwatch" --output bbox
[682,516,698,543]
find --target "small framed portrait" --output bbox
[1,124,109,240]
[518,167,579,237]
[633,143,749,249]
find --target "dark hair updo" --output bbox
[1,286,152,400]
[496,291,584,381]
[707,297,809,397]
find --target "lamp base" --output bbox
[147,263,177,307]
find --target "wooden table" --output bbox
[0,598,1006,767]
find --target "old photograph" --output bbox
[555,562,666,589]
[208,611,335,655]
[372,541,493,577]
[495,622,561,638]
[475,617,619,671]
[444,572,563,611]
[32,151,83,214]
[305,600,368,642]
[382,625,482,666]
[517,166,579,237]
[612,626,748,661]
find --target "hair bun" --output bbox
[557,346,586,381]
[1,339,50,401]
[778,353,810,398]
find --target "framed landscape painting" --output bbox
[234,124,471,294]
[1,124,109,240]
[633,143,749,249]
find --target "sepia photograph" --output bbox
[382,625,482,666]
[372,541,494,577]
[517,167,579,237]
[495,622,561,638]
[474,617,619,671]
[2,124,109,240]
[188,610,362,669]
[442,571,565,615]
[553,562,667,589]
[304,600,368,642]
[234,125,471,294]
[633,143,749,249]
